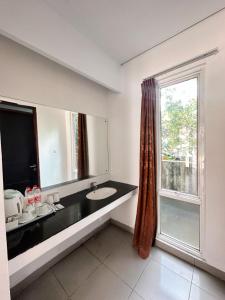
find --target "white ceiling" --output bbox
[44,0,225,64]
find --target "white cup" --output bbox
[36,203,49,216]
[21,211,34,222]
[46,194,54,205]
[53,192,60,203]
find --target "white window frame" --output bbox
[156,63,205,258]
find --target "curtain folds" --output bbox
[133,78,157,259]
[78,113,89,179]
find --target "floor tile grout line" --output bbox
[68,247,134,298]
[16,224,225,300]
[192,263,225,297]
[81,242,225,300]
[85,231,193,296]
[128,289,146,300]
[104,246,154,295]
[84,235,135,291]
[150,254,194,283]
[69,263,103,298]
[84,241,134,290]
[187,281,193,299]
[191,266,195,282]
[102,260,134,290]
[188,265,195,300]
[127,289,134,299]
[132,255,192,300]
[129,290,146,300]
[71,242,134,297]
[49,268,70,298]
[83,225,130,262]
[83,243,105,264]
[191,282,224,299]
[131,255,193,300]
[84,230,132,264]
[51,246,103,299]
[102,235,148,291]
[50,268,70,298]
[131,256,154,296]
[84,246,108,263]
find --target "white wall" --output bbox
[0,34,109,118]
[0,0,121,92]
[109,9,225,272]
[37,106,69,187]
[87,116,109,176]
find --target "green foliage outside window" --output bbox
[161,85,197,161]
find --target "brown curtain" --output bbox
[133,78,157,259]
[78,113,89,178]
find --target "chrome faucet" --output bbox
[90,181,98,191]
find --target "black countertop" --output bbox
[7,181,137,260]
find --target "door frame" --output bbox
[155,63,206,258]
[0,100,40,188]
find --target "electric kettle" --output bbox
[4,189,24,219]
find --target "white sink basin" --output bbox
[86,187,117,200]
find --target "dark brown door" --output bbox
[0,102,40,194]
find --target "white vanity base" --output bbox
[9,189,136,288]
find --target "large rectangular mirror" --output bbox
[0,99,109,192]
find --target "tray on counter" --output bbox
[6,206,55,233]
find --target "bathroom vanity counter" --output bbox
[7,181,137,260]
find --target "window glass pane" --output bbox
[160,78,198,195]
[160,196,200,249]
[71,112,78,177]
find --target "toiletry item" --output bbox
[19,212,33,223]
[36,203,51,216]
[23,196,29,207]
[24,202,36,214]
[20,205,36,223]
[25,187,30,197]
[55,203,64,210]
[46,194,57,213]
[33,186,42,206]
[53,192,60,203]
[27,188,35,206]
[46,194,54,205]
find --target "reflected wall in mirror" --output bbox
[0,98,109,192]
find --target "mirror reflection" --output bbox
[0,99,109,192]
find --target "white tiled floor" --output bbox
[15,225,225,300]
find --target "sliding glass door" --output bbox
[157,73,203,252]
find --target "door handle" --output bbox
[29,164,37,172]
[29,164,37,168]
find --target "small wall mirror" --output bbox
[0,99,109,192]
